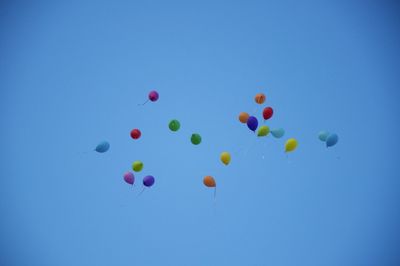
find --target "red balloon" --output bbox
[130,129,141,139]
[263,107,274,120]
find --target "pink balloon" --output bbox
[123,172,134,185]
[148,90,159,102]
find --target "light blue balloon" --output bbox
[271,128,285,138]
[318,131,330,142]
[95,141,110,153]
[326,134,338,147]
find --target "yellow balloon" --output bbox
[257,125,270,137]
[285,138,298,152]
[220,152,231,165]
[132,161,143,172]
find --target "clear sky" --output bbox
[1,1,400,265]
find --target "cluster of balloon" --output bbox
[319,131,339,148]
[239,92,295,153]
[139,90,159,105]
[92,88,341,204]
[239,93,277,136]
[123,160,156,194]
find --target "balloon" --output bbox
[255,93,266,104]
[123,172,135,185]
[220,152,231,165]
[95,141,110,153]
[148,90,159,102]
[191,133,202,145]
[169,119,180,132]
[203,176,216,187]
[139,90,159,105]
[326,133,339,147]
[257,125,270,137]
[238,112,249,123]
[271,128,285,138]
[143,175,155,187]
[318,131,330,142]
[130,129,141,139]
[247,116,258,132]
[132,161,143,172]
[285,138,298,152]
[262,107,274,120]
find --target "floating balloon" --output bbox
[123,172,135,185]
[139,90,159,105]
[326,133,339,147]
[132,161,143,172]
[318,131,330,142]
[271,128,285,138]
[95,141,110,153]
[257,125,270,137]
[262,107,274,121]
[285,138,298,153]
[169,119,180,132]
[220,152,231,165]
[191,133,202,145]
[203,175,216,188]
[148,90,159,102]
[255,93,266,104]
[247,116,258,132]
[238,112,250,123]
[130,129,141,139]
[143,175,155,187]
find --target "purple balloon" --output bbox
[148,90,159,102]
[143,175,155,187]
[123,172,135,185]
[247,116,258,132]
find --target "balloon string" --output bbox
[138,187,145,196]
[138,99,149,106]
[286,153,291,164]
[244,138,257,157]
[212,187,217,216]
[213,187,217,209]
[261,141,266,160]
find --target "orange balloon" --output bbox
[203,176,216,187]
[255,93,266,104]
[238,112,250,123]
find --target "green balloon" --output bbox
[132,161,143,172]
[257,125,270,137]
[191,133,202,145]
[169,119,180,132]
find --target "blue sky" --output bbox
[1,1,400,265]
